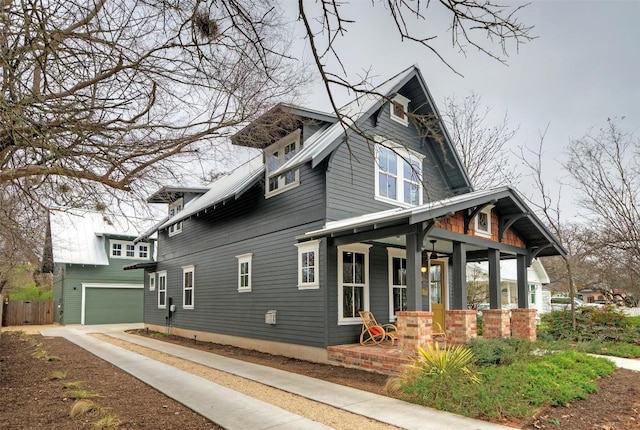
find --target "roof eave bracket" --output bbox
[499,213,529,242]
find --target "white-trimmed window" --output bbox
[390,94,410,126]
[265,129,301,197]
[387,248,407,320]
[295,240,319,289]
[157,271,167,308]
[375,142,423,206]
[110,240,151,260]
[168,198,184,236]
[182,265,194,309]
[338,244,371,324]
[149,272,156,291]
[236,253,252,292]
[474,206,493,238]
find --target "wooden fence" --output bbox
[2,300,54,326]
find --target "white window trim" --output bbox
[338,243,372,325]
[168,198,184,237]
[387,247,407,321]
[374,138,424,207]
[109,239,151,260]
[157,271,167,309]
[474,206,493,238]
[236,253,253,292]
[265,129,301,198]
[182,265,194,309]
[390,94,410,126]
[295,240,320,290]
[149,272,156,291]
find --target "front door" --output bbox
[429,261,446,329]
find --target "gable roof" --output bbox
[51,210,156,265]
[268,65,472,192]
[301,186,567,258]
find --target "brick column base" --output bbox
[445,310,477,344]
[396,311,433,353]
[482,309,511,339]
[512,308,537,342]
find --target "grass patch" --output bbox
[70,399,100,418]
[575,339,640,358]
[396,345,616,422]
[63,380,86,390]
[93,414,120,430]
[49,370,68,380]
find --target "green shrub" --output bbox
[9,285,53,301]
[396,348,616,422]
[540,306,631,342]
[467,337,529,366]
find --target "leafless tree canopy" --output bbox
[0,0,304,211]
[564,119,640,290]
[0,0,534,287]
[443,93,519,189]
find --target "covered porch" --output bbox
[301,188,565,371]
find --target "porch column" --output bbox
[405,227,422,311]
[451,241,467,309]
[517,254,529,308]
[488,248,502,309]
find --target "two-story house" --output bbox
[133,65,565,364]
[51,210,156,325]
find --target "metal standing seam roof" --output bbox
[301,187,567,257]
[268,65,421,178]
[158,154,265,230]
[51,210,157,265]
[150,65,489,238]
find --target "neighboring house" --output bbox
[133,65,566,362]
[467,259,551,315]
[50,210,156,325]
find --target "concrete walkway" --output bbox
[32,324,517,430]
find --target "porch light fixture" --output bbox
[429,240,438,260]
[421,266,427,273]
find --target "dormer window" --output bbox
[265,129,301,198]
[168,198,183,236]
[390,94,410,126]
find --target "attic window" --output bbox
[390,94,410,126]
[265,129,301,198]
[474,207,493,238]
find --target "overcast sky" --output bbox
[278,0,639,219]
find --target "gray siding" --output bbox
[326,102,453,221]
[145,163,331,347]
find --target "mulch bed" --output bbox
[0,331,220,429]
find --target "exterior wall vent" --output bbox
[265,310,277,325]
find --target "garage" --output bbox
[81,283,143,325]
